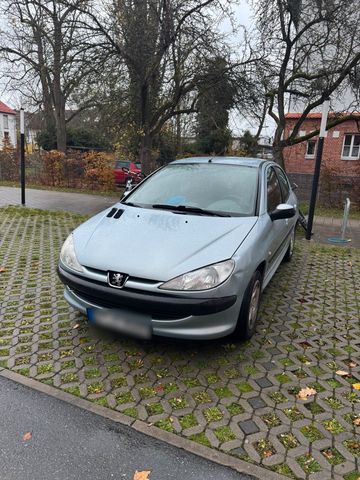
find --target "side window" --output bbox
[275,167,290,201]
[267,167,282,212]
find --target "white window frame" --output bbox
[342,134,360,160]
[3,115,9,130]
[305,140,316,159]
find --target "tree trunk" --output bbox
[272,126,286,169]
[55,102,67,152]
[139,132,152,175]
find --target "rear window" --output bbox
[115,161,130,169]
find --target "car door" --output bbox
[265,166,289,273]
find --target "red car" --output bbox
[114,160,142,186]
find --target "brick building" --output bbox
[284,113,360,205]
[0,101,17,150]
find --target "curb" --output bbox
[0,368,288,480]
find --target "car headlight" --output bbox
[60,234,84,273]
[159,259,235,291]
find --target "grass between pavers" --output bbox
[0,205,360,480]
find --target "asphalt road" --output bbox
[0,376,254,480]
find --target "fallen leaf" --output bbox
[0,266,6,273]
[72,323,80,329]
[352,383,360,390]
[297,387,317,400]
[323,449,334,460]
[349,362,358,368]
[263,450,273,458]
[23,432,32,441]
[336,370,350,377]
[154,384,164,393]
[133,471,151,480]
[353,418,360,426]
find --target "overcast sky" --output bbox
[1,0,262,136]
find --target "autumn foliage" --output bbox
[0,149,117,192]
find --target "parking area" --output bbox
[0,205,359,480]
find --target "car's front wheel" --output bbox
[233,270,262,340]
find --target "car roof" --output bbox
[171,156,268,168]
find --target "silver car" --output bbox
[58,157,298,340]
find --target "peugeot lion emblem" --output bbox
[108,271,128,289]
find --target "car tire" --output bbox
[283,227,295,262]
[233,270,262,340]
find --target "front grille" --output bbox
[72,289,186,321]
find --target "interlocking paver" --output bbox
[0,205,359,479]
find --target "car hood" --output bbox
[74,205,257,281]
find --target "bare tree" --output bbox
[252,0,360,168]
[0,0,103,151]
[72,0,256,173]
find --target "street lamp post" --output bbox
[20,108,25,206]
[306,98,330,240]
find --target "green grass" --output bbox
[169,397,188,410]
[236,381,253,393]
[203,407,223,422]
[261,413,281,428]
[145,402,164,416]
[283,407,304,422]
[299,202,360,220]
[189,432,211,447]
[226,403,244,416]
[296,454,322,474]
[254,439,276,458]
[271,463,296,479]
[299,424,323,442]
[278,433,298,449]
[179,414,198,429]
[116,392,134,405]
[214,426,236,443]
[0,181,121,198]
[343,439,360,456]
[344,472,360,480]
[155,418,174,433]
[322,418,346,434]
[321,448,345,465]
[214,386,233,398]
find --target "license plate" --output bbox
[87,308,152,339]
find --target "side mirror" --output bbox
[270,203,296,221]
[121,190,131,200]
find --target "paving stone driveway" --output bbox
[0,206,359,480]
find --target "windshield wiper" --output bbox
[123,201,142,208]
[151,204,231,217]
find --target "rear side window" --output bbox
[115,161,130,169]
[267,167,282,212]
[275,167,290,201]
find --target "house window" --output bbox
[3,115,9,130]
[306,140,316,158]
[342,134,360,160]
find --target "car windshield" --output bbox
[135,163,141,169]
[123,163,258,216]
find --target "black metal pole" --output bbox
[305,97,330,241]
[20,108,25,205]
[306,137,324,240]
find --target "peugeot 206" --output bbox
[58,157,298,340]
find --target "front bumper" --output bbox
[58,265,240,339]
